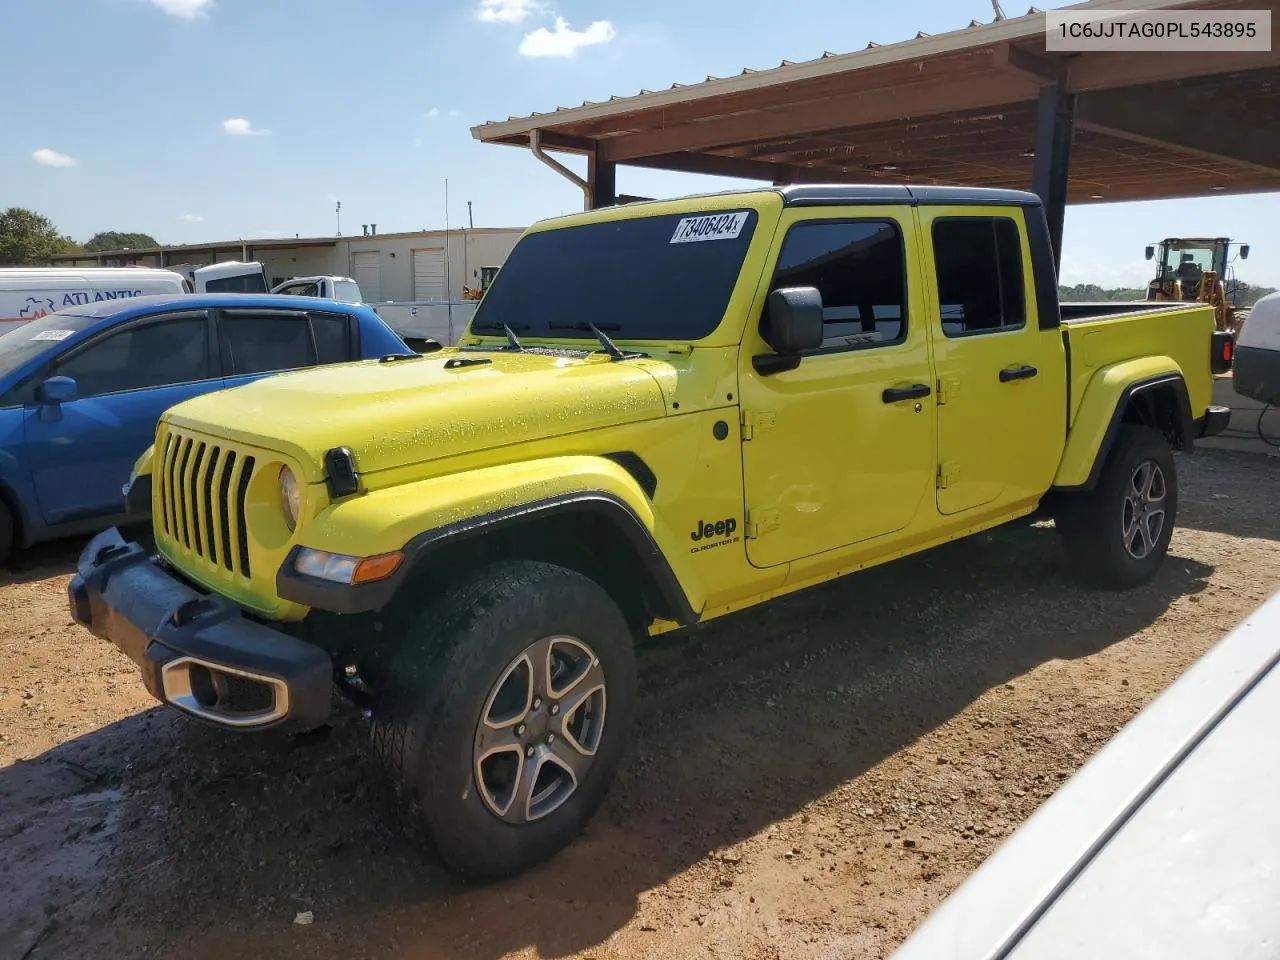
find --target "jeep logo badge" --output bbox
[691,517,737,542]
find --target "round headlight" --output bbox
[279,465,301,530]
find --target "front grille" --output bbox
[157,426,257,580]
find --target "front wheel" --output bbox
[371,560,637,881]
[1056,424,1178,590]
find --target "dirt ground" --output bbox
[2,447,1278,960]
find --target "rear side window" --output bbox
[205,273,268,294]
[932,217,1026,337]
[769,220,908,351]
[222,315,315,375]
[54,317,212,397]
[276,281,319,297]
[310,312,353,364]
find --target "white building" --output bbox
[53,226,525,305]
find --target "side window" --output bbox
[932,217,1026,337]
[222,315,316,375]
[205,273,268,294]
[53,318,211,398]
[310,312,353,364]
[768,219,908,351]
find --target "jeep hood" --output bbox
[162,349,670,480]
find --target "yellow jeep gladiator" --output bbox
[68,184,1232,879]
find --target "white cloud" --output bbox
[448,109,462,117]
[477,0,542,23]
[32,148,77,168]
[145,0,214,19]
[427,107,441,118]
[520,17,615,57]
[221,117,270,136]
[180,214,204,222]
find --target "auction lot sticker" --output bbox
[670,212,750,244]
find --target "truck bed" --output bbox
[1061,301,1216,428]
[1059,300,1201,323]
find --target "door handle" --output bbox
[999,364,1038,383]
[882,383,931,403]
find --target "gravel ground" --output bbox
[1,447,1277,960]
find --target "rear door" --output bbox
[22,310,217,524]
[918,208,1064,517]
[217,308,357,389]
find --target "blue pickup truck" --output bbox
[0,293,413,563]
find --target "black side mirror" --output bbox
[37,375,78,405]
[755,287,824,375]
[1144,245,1155,261]
[1240,244,1250,260]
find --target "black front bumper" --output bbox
[67,527,332,733]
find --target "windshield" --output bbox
[0,311,97,381]
[468,208,759,342]
[333,280,363,303]
[1161,242,1220,278]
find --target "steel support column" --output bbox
[1030,82,1074,275]
[588,146,617,209]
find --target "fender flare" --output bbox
[1055,371,1192,492]
[278,488,699,626]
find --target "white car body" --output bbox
[890,589,1280,960]
[270,275,363,303]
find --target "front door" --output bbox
[919,208,1063,516]
[23,311,216,525]
[739,208,937,569]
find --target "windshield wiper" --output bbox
[548,322,643,362]
[470,321,528,351]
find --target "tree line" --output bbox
[0,207,158,265]
[4,205,1278,310]
[1059,281,1277,307]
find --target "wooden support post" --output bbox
[588,146,617,209]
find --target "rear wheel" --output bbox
[370,560,637,880]
[1056,425,1178,589]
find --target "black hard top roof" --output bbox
[776,184,1042,207]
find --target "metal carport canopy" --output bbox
[472,0,1279,263]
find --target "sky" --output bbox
[3,0,1276,289]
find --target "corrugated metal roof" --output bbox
[471,0,1208,142]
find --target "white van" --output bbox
[0,268,187,335]
[0,262,269,334]
[169,261,269,294]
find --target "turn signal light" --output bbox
[352,552,404,584]
[294,548,404,585]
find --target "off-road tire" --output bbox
[0,502,12,565]
[1056,424,1178,590]
[370,560,637,881]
